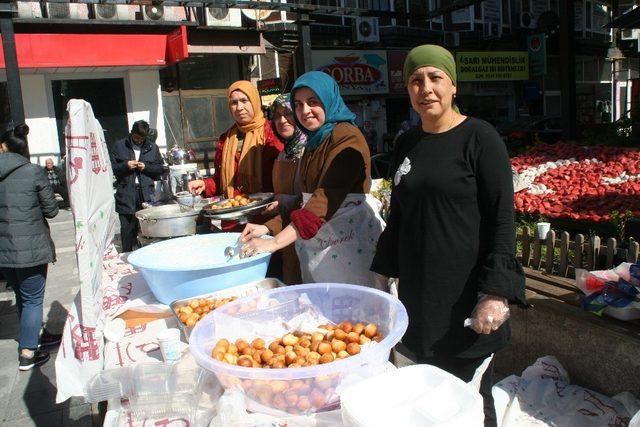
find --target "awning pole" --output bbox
[0,0,25,125]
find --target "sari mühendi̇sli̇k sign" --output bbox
[312,50,389,95]
[456,52,529,82]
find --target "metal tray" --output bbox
[169,278,285,341]
[201,192,274,216]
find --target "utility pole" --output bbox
[295,10,313,77]
[559,0,576,139]
[0,0,25,125]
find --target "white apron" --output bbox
[295,193,386,287]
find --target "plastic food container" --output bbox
[189,283,408,415]
[341,364,484,427]
[127,233,272,305]
[170,278,285,341]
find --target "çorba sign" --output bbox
[312,50,389,95]
[456,52,529,82]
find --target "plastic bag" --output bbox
[576,262,640,317]
[464,294,510,333]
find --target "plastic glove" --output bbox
[464,294,510,335]
[373,273,390,292]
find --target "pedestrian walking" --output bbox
[44,158,70,208]
[0,130,61,371]
[110,120,164,252]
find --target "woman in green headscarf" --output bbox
[371,45,526,426]
[241,71,385,287]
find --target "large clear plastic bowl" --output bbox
[127,233,272,305]
[189,283,408,415]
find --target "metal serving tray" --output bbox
[169,278,285,341]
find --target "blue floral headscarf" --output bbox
[270,93,307,160]
[290,71,356,151]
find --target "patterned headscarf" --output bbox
[270,94,307,160]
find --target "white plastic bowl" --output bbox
[189,283,408,415]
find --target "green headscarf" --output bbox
[403,44,460,113]
[403,44,457,86]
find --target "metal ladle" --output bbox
[224,237,244,261]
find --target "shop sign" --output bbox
[387,50,408,94]
[257,78,281,108]
[312,50,389,95]
[527,33,546,76]
[456,51,529,81]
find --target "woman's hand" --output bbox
[188,179,205,195]
[467,295,510,335]
[240,237,278,258]
[261,199,279,215]
[240,223,269,243]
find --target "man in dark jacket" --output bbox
[44,158,69,208]
[110,120,164,252]
[0,133,60,370]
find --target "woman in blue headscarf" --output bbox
[241,71,385,286]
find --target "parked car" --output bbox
[498,116,563,149]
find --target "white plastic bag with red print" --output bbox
[295,193,385,287]
[55,99,117,403]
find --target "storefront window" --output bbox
[184,97,214,141]
[175,55,241,90]
[162,95,184,148]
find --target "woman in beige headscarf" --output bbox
[189,81,284,216]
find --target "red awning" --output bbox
[0,26,188,69]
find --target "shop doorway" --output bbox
[52,78,129,155]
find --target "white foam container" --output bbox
[341,364,484,427]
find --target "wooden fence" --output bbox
[516,228,640,279]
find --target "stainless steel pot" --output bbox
[136,204,200,238]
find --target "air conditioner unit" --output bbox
[444,31,460,47]
[354,17,380,43]
[16,2,43,19]
[621,28,638,40]
[46,3,88,20]
[143,4,165,21]
[519,12,535,28]
[92,4,137,21]
[483,22,499,39]
[204,6,242,27]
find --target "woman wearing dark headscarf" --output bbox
[263,94,307,284]
[370,45,526,426]
[241,72,384,286]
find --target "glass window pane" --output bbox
[184,97,214,140]
[162,95,184,147]
[600,59,612,82]
[213,96,235,137]
[583,57,597,81]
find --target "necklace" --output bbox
[445,112,457,132]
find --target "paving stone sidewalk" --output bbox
[0,209,94,427]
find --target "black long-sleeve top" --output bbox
[371,117,526,359]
